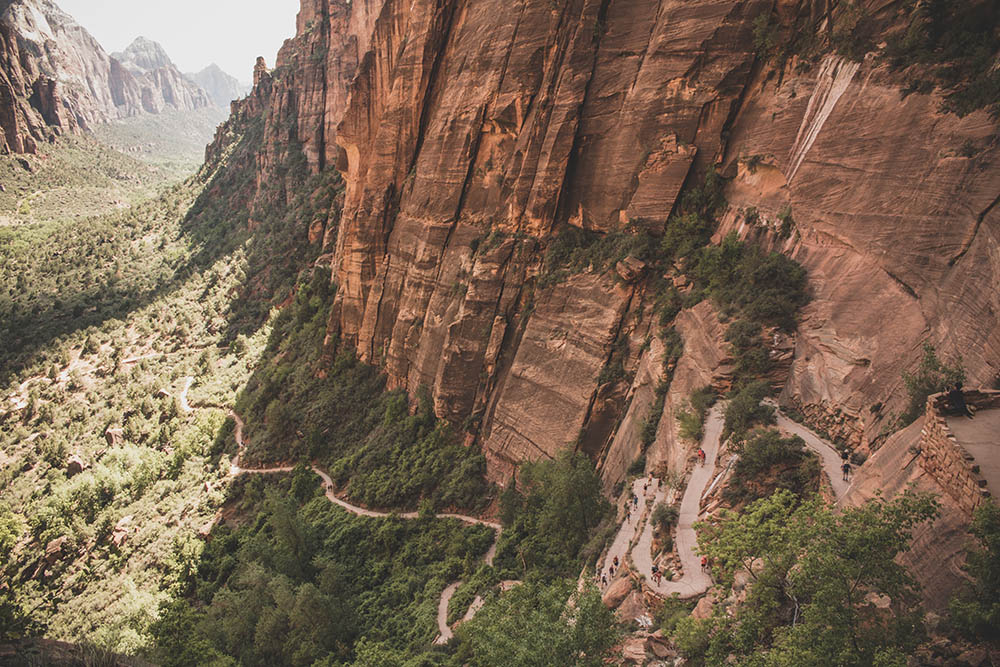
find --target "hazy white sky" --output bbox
[58,0,301,81]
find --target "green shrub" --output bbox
[494,451,611,578]
[723,429,820,504]
[900,342,965,425]
[723,380,775,445]
[652,502,679,533]
[948,501,1000,640]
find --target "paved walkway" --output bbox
[770,405,850,500]
[600,405,723,600]
[638,405,722,598]
[948,408,1000,496]
[599,477,649,581]
[225,411,502,645]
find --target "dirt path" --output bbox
[770,403,850,500]
[225,411,502,644]
[178,376,194,414]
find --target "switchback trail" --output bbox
[639,405,722,598]
[768,402,850,500]
[225,411,502,645]
[600,405,723,600]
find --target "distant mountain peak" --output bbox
[188,63,249,108]
[112,36,174,74]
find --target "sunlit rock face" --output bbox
[221,0,999,487]
[0,0,214,153]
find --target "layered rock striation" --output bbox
[216,0,999,493]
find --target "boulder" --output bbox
[957,647,988,667]
[620,636,647,663]
[65,454,88,477]
[111,515,133,548]
[615,589,647,622]
[104,427,124,447]
[646,631,675,659]
[615,256,647,283]
[602,576,633,609]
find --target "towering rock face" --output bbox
[111,37,211,114]
[189,63,248,109]
[227,0,999,488]
[0,1,213,153]
[0,0,123,151]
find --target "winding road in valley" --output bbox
[223,408,502,645]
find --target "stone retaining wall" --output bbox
[917,390,998,515]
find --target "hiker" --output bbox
[633,495,639,509]
[697,447,706,465]
[601,573,607,587]
[643,481,648,494]
[840,448,849,462]
[701,556,708,572]
[841,461,851,481]
[613,555,619,568]
[947,382,974,419]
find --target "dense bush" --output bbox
[237,272,493,512]
[723,380,776,445]
[900,342,965,426]
[948,501,1000,641]
[690,490,940,666]
[151,478,494,666]
[456,579,621,667]
[652,502,679,534]
[723,429,820,504]
[689,233,809,332]
[677,385,717,442]
[884,0,1000,118]
[495,451,611,579]
[539,226,657,288]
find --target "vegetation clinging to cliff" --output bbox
[234,271,493,513]
[900,342,965,426]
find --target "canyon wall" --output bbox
[223,0,999,490]
[0,0,214,153]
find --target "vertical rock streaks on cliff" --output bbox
[231,0,1000,484]
[786,55,859,184]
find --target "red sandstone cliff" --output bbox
[216,0,999,491]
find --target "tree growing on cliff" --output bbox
[679,489,940,666]
[949,501,1000,641]
[496,451,611,578]
[900,342,965,425]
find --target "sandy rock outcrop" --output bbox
[481,272,633,481]
[65,454,87,477]
[842,418,973,610]
[718,52,1000,450]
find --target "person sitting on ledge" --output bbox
[947,382,974,419]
